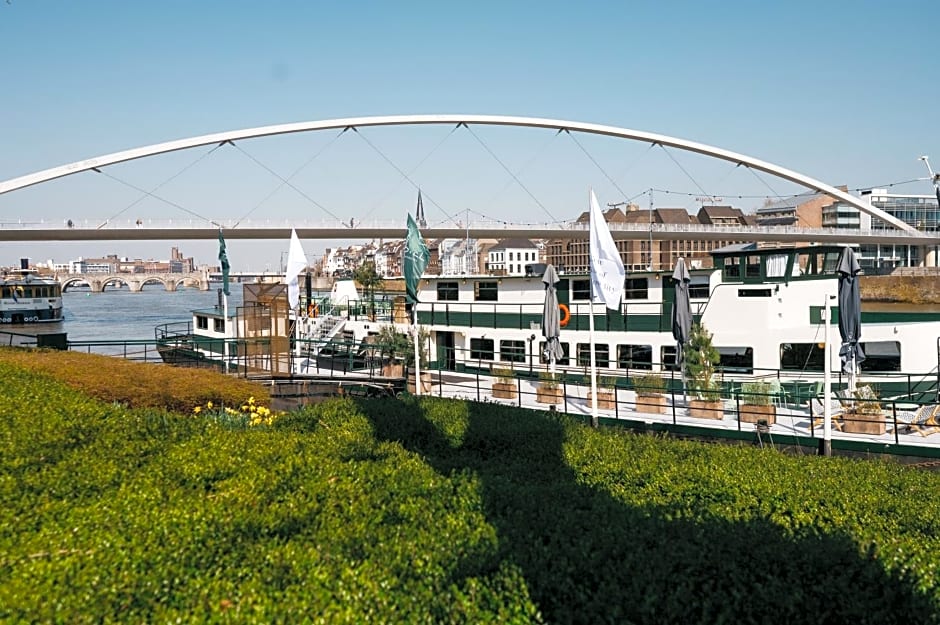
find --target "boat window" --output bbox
[196,315,209,330]
[623,278,648,300]
[437,281,459,301]
[860,341,901,372]
[213,318,225,333]
[499,340,526,363]
[539,341,570,365]
[571,279,591,301]
[737,289,772,298]
[765,254,788,278]
[470,338,495,360]
[780,342,825,371]
[745,255,761,278]
[798,251,841,276]
[689,280,710,298]
[822,251,840,274]
[474,281,498,302]
[617,344,653,370]
[795,253,812,275]
[577,343,610,368]
[661,345,680,372]
[717,346,753,374]
[723,257,741,280]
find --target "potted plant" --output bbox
[376,325,408,378]
[588,373,617,410]
[843,384,885,435]
[739,380,776,425]
[685,322,723,419]
[404,326,432,393]
[536,370,562,404]
[491,365,517,400]
[633,372,667,414]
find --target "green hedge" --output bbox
[2,358,940,623]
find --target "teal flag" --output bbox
[218,229,231,296]
[404,213,429,304]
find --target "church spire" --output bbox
[416,189,427,229]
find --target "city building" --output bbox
[543,204,741,273]
[486,239,539,276]
[756,190,834,228]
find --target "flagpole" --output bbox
[223,292,229,375]
[589,286,599,428]
[822,295,833,457]
[412,308,422,396]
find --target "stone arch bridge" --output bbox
[59,271,210,293]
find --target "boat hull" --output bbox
[0,307,63,324]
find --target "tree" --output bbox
[353,261,383,321]
[685,321,720,400]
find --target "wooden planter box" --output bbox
[739,404,776,425]
[636,394,666,414]
[587,390,616,410]
[492,381,517,400]
[689,399,724,420]
[842,411,886,435]
[536,385,562,404]
[382,363,404,378]
[407,371,432,394]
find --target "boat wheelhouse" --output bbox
[0,269,64,324]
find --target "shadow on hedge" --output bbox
[358,396,935,625]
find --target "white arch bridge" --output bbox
[0,114,933,247]
[59,271,210,293]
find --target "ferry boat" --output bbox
[155,243,940,399]
[0,268,64,324]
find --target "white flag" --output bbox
[589,189,625,310]
[284,229,309,310]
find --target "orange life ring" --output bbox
[558,303,570,327]
[307,302,319,318]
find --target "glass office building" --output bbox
[823,189,939,271]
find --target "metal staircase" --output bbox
[301,309,346,357]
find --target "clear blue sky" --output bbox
[1,0,937,269]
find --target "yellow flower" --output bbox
[193,406,202,414]
[248,396,256,406]
[206,401,213,410]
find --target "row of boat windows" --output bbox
[440,278,710,302]
[722,251,841,281]
[195,316,226,333]
[468,338,902,373]
[1,285,62,299]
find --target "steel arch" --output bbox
[0,114,918,234]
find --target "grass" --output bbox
[2,348,940,623]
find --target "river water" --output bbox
[4,286,244,353]
[60,286,244,342]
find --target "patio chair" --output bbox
[900,404,940,436]
[809,389,847,432]
[767,379,790,409]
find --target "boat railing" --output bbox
[40,335,940,453]
[155,321,193,341]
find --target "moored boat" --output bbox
[154,243,940,402]
[0,267,64,324]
